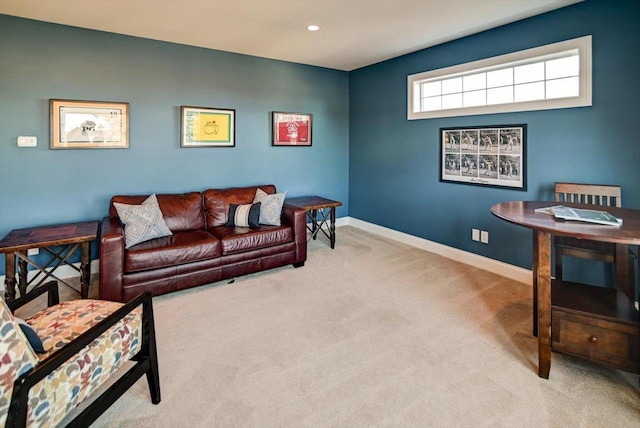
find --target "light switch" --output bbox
[17,136,37,147]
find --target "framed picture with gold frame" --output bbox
[181,106,235,147]
[50,99,129,149]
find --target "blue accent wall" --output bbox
[0,15,349,276]
[349,0,640,284]
[2,0,639,284]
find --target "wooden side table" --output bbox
[0,221,99,301]
[285,196,342,249]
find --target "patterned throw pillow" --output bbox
[113,193,173,248]
[253,188,287,226]
[226,203,261,229]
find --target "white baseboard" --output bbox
[0,260,100,294]
[340,217,531,285]
[335,217,350,228]
[1,217,529,293]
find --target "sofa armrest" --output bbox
[99,216,126,302]
[282,204,307,265]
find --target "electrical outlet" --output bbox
[480,230,489,244]
[472,228,480,241]
[27,248,39,256]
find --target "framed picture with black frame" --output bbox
[440,124,527,190]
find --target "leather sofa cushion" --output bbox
[125,230,221,273]
[204,185,276,228]
[209,225,293,255]
[110,192,205,232]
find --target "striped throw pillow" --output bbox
[226,203,261,229]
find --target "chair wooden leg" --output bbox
[146,364,161,404]
[143,296,161,404]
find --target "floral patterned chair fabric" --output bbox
[0,298,39,427]
[0,282,160,427]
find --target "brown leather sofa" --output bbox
[99,185,307,302]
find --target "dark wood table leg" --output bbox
[80,241,91,298]
[614,243,633,301]
[330,207,336,249]
[532,231,539,337]
[4,252,16,301]
[536,231,552,379]
[17,257,28,297]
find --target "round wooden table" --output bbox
[491,201,640,379]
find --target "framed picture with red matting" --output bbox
[272,112,312,146]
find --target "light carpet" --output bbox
[82,226,640,426]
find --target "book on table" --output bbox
[534,205,623,226]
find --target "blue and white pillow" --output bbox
[226,203,261,229]
[253,188,287,226]
[113,194,173,248]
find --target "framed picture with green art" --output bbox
[180,106,235,147]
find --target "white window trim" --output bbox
[407,35,592,120]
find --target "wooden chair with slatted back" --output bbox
[553,182,635,287]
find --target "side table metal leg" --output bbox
[330,207,336,249]
[312,209,318,240]
[4,252,17,301]
[80,241,91,298]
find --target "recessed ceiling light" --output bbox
[306,25,320,32]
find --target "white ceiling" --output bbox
[0,0,581,71]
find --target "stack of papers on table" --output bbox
[534,205,622,226]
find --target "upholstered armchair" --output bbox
[0,281,160,427]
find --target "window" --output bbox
[407,36,592,120]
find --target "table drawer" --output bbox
[551,309,640,373]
